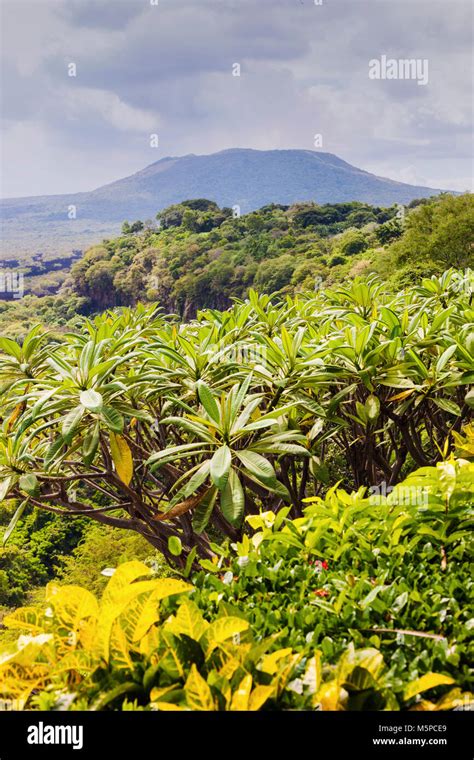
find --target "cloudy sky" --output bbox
[0,0,472,198]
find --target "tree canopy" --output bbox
[0,271,472,567]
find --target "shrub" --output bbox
[0,461,472,711]
[192,459,474,692]
[57,523,171,597]
[0,505,87,606]
[1,559,470,712]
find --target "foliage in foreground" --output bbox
[0,561,468,713]
[0,271,472,565]
[194,458,474,694]
[0,460,472,711]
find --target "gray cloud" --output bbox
[0,0,472,197]
[58,0,146,29]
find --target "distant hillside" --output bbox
[0,192,471,336]
[64,193,473,318]
[0,148,446,258]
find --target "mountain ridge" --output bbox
[0,148,446,258]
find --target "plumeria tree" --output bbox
[0,272,472,566]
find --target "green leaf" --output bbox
[182,460,210,499]
[79,389,103,412]
[44,436,66,469]
[0,337,22,361]
[83,422,100,467]
[18,473,39,497]
[192,488,218,534]
[100,406,124,433]
[147,442,212,467]
[210,445,232,490]
[168,536,183,557]
[231,374,253,417]
[183,546,198,578]
[196,381,220,423]
[309,458,330,484]
[2,499,29,545]
[92,682,142,711]
[309,419,324,441]
[365,394,380,422]
[406,349,429,379]
[236,450,277,486]
[0,476,13,502]
[355,401,368,424]
[264,479,291,500]
[360,585,387,610]
[221,468,245,527]
[61,405,85,444]
[433,398,461,416]
[465,389,474,409]
[393,591,409,613]
[436,344,457,374]
[247,403,299,424]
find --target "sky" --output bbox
[0,0,472,198]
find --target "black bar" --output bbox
[0,710,471,758]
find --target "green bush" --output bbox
[0,505,87,606]
[192,459,474,693]
[58,523,172,596]
[0,461,472,711]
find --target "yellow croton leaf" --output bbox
[184,664,215,711]
[45,584,99,632]
[316,680,345,711]
[230,674,253,711]
[149,684,181,703]
[99,577,192,662]
[259,647,293,675]
[108,624,134,671]
[218,654,241,681]
[200,617,249,657]
[102,561,153,606]
[2,606,45,635]
[120,580,193,646]
[165,599,209,641]
[403,673,455,702]
[248,684,275,711]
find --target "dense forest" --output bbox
[1,192,472,338]
[68,194,472,316]
[0,192,472,712]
